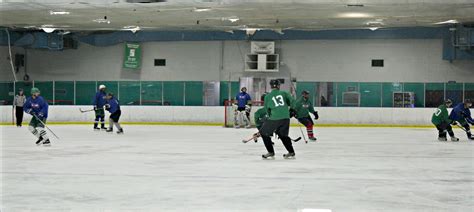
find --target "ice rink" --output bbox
[1,125,473,212]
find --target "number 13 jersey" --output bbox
[264,89,295,120]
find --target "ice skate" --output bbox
[308,137,317,142]
[93,127,100,131]
[106,128,113,133]
[283,152,296,159]
[117,129,124,134]
[262,152,275,160]
[450,137,459,142]
[438,137,447,141]
[35,136,44,146]
[42,139,51,147]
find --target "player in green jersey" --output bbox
[431,99,458,141]
[292,90,319,141]
[259,79,296,159]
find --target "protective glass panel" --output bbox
[54,81,74,105]
[382,82,403,107]
[75,81,97,105]
[141,81,163,105]
[0,82,14,105]
[119,81,141,105]
[360,82,382,107]
[220,81,240,106]
[465,83,474,103]
[185,81,204,106]
[317,82,335,107]
[403,83,425,107]
[425,83,444,107]
[163,81,184,106]
[445,82,463,105]
[336,82,359,107]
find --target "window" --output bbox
[372,59,384,67]
[154,59,166,66]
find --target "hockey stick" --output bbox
[454,122,468,133]
[287,74,309,144]
[242,132,301,143]
[79,108,95,113]
[298,126,308,143]
[33,114,60,140]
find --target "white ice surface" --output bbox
[1,125,473,212]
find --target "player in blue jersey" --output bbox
[449,99,473,140]
[234,87,252,128]
[105,93,123,134]
[23,87,51,146]
[92,85,107,130]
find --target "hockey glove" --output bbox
[93,106,98,110]
[25,108,33,115]
[37,112,44,119]
[313,111,319,120]
[289,109,297,118]
[105,104,111,109]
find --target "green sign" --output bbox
[123,43,141,70]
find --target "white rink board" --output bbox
[1,106,436,125]
[1,125,473,211]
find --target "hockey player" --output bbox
[105,93,123,134]
[449,99,473,140]
[292,90,319,141]
[254,93,268,131]
[92,84,107,130]
[23,87,51,146]
[259,80,296,159]
[431,99,458,141]
[243,93,268,143]
[234,87,252,128]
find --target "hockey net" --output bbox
[224,100,264,128]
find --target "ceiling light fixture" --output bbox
[41,25,56,33]
[228,18,239,23]
[93,18,111,24]
[244,27,260,36]
[49,10,70,15]
[193,7,211,12]
[368,27,379,31]
[435,20,459,25]
[123,25,141,33]
[337,12,372,18]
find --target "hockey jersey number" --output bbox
[272,95,285,107]
[434,108,442,116]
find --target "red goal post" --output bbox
[224,100,264,127]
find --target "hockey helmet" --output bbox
[30,87,40,95]
[269,79,280,89]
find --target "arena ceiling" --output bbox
[1,0,473,32]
